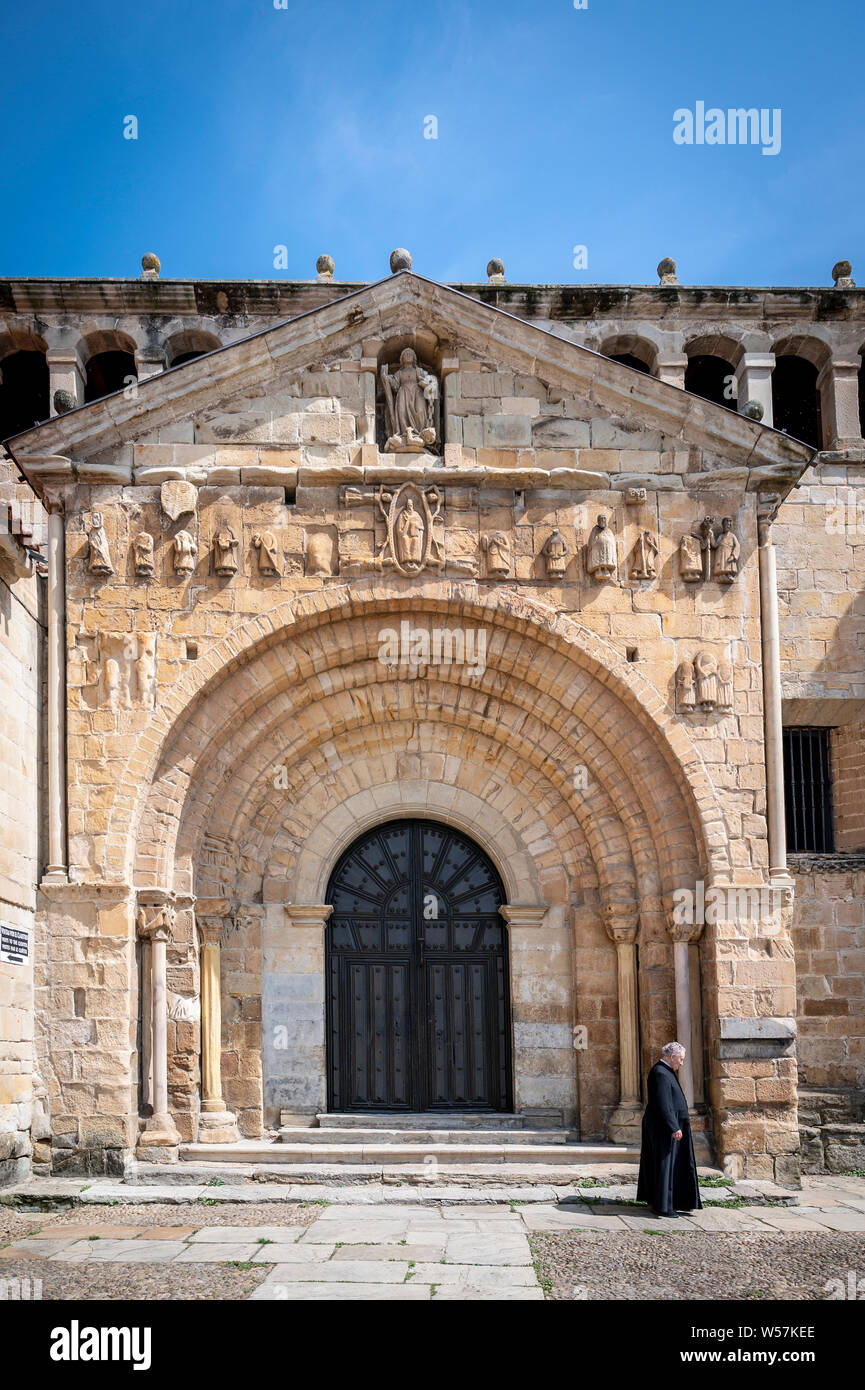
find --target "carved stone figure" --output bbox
[380,349,438,451]
[626,487,647,506]
[377,483,444,577]
[694,650,719,707]
[718,661,734,709]
[679,533,703,582]
[396,498,425,566]
[98,632,157,709]
[542,528,569,580]
[105,656,124,711]
[697,516,718,582]
[134,532,155,578]
[213,524,239,576]
[307,532,335,577]
[253,530,281,575]
[676,659,696,710]
[173,530,197,575]
[160,479,197,522]
[482,531,511,578]
[87,511,114,576]
[135,634,157,707]
[587,515,617,580]
[714,516,740,583]
[631,529,659,580]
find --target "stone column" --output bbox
[136,896,180,1156]
[656,354,687,390]
[735,352,775,425]
[667,919,704,1109]
[818,354,863,448]
[195,899,239,1143]
[757,501,789,880]
[46,350,85,412]
[602,902,643,1142]
[44,496,67,884]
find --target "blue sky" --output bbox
[2,0,862,285]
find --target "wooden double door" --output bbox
[326,819,512,1113]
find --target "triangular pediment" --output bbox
[5,272,813,491]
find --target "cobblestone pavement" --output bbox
[1,1177,863,1301]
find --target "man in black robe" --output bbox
[636,1041,703,1217]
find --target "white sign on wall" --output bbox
[0,924,30,965]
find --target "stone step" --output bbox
[303,1112,543,1131]
[179,1140,636,1167]
[277,1127,571,1146]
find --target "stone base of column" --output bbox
[136,1113,180,1161]
[198,1104,240,1144]
[41,868,69,886]
[606,1102,643,1144]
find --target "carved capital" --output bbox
[283,904,333,931]
[602,901,639,944]
[499,904,548,930]
[137,900,177,943]
[666,915,703,944]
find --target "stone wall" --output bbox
[790,859,865,1093]
[832,722,865,850]
[0,463,44,1184]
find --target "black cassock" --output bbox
[636,1060,703,1214]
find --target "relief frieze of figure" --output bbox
[376,482,444,576]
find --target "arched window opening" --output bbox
[0,350,50,437]
[684,354,735,409]
[170,350,206,368]
[772,356,822,448]
[84,351,137,403]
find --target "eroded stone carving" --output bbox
[482,531,511,578]
[98,632,158,709]
[542,528,569,580]
[586,514,617,581]
[676,650,734,712]
[631,528,659,580]
[380,349,438,452]
[253,530,281,576]
[173,530,197,575]
[625,487,647,506]
[306,531,336,576]
[213,524,239,576]
[168,994,200,1023]
[679,516,740,584]
[134,532,155,578]
[87,511,114,576]
[161,479,197,522]
[377,483,444,576]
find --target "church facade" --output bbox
[1,253,863,1187]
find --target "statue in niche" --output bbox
[380,349,438,452]
[697,516,718,582]
[306,532,335,576]
[134,532,154,578]
[675,659,696,710]
[482,531,511,578]
[173,530,197,575]
[87,511,114,576]
[213,524,239,576]
[586,514,617,580]
[253,530,281,575]
[542,528,569,580]
[679,532,702,583]
[714,517,740,583]
[631,528,659,580]
[395,497,425,567]
[694,650,719,707]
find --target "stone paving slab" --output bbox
[187,1225,302,1243]
[172,1244,261,1263]
[250,1276,432,1300]
[29,1224,147,1239]
[433,1283,544,1300]
[444,1234,533,1264]
[520,1206,629,1232]
[300,1223,411,1244]
[53,1239,189,1263]
[747,1210,833,1233]
[12,1237,90,1256]
[250,1244,336,1263]
[409,1263,537,1287]
[789,1208,865,1231]
[331,1244,444,1261]
[259,1260,411,1283]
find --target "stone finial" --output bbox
[832,259,856,289]
[657,257,678,285]
[316,254,335,281]
[389,248,413,273]
[741,399,764,421]
[140,252,161,281]
[53,389,76,415]
[486,258,506,284]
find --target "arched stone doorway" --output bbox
[325,818,512,1114]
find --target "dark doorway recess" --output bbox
[325,818,512,1113]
